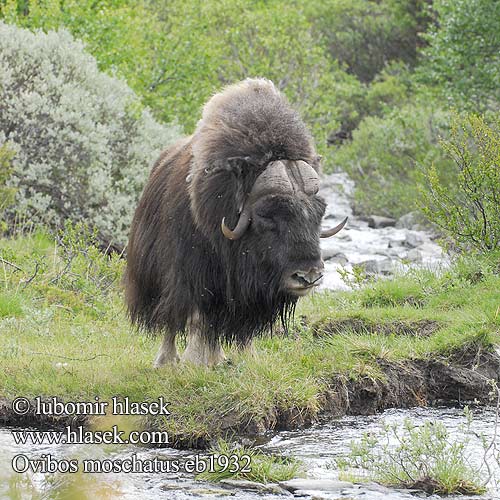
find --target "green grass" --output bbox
[196,439,301,483]
[0,229,499,445]
[0,292,23,318]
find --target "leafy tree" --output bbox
[149,0,365,154]
[422,114,500,252]
[364,62,412,117]
[305,0,432,82]
[419,0,500,109]
[0,0,164,112]
[2,0,366,159]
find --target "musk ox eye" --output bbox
[253,211,278,230]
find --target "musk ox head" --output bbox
[125,78,346,353]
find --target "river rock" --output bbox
[220,479,289,495]
[405,230,427,248]
[360,258,394,274]
[279,479,354,492]
[188,487,235,496]
[396,211,418,229]
[334,231,352,241]
[407,242,444,263]
[406,248,423,262]
[418,241,444,257]
[364,215,397,228]
[322,249,348,265]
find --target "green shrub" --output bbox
[364,63,412,117]
[0,141,17,226]
[334,415,487,495]
[0,0,163,109]
[0,21,180,249]
[0,224,125,317]
[422,114,500,252]
[147,0,365,153]
[419,0,500,109]
[334,104,453,217]
[2,0,365,159]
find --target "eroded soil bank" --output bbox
[2,341,499,450]
[232,341,500,441]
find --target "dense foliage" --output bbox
[306,0,431,82]
[334,104,453,217]
[0,21,179,248]
[419,0,500,109]
[0,0,498,247]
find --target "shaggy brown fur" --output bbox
[125,78,327,348]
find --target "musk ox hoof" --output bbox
[153,335,180,368]
[153,353,180,368]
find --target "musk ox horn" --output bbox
[220,160,320,240]
[221,210,251,240]
[321,216,348,238]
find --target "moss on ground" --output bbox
[0,230,499,446]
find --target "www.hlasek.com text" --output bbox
[12,425,169,446]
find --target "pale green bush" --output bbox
[334,415,487,495]
[419,0,500,109]
[0,22,180,249]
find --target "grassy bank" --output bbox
[0,229,499,446]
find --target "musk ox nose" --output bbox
[287,262,324,296]
[292,266,324,286]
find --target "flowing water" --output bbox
[318,172,447,289]
[1,407,498,499]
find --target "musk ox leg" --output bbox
[181,313,226,367]
[153,333,180,368]
[181,331,226,367]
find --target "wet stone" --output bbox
[322,249,349,265]
[364,215,397,228]
[360,258,393,274]
[405,230,427,248]
[188,487,235,496]
[220,479,290,495]
[406,248,423,262]
[396,211,421,230]
[279,479,354,492]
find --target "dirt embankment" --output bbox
[235,341,500,441]
[1,341,499,449]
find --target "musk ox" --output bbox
[125,78,346,367]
